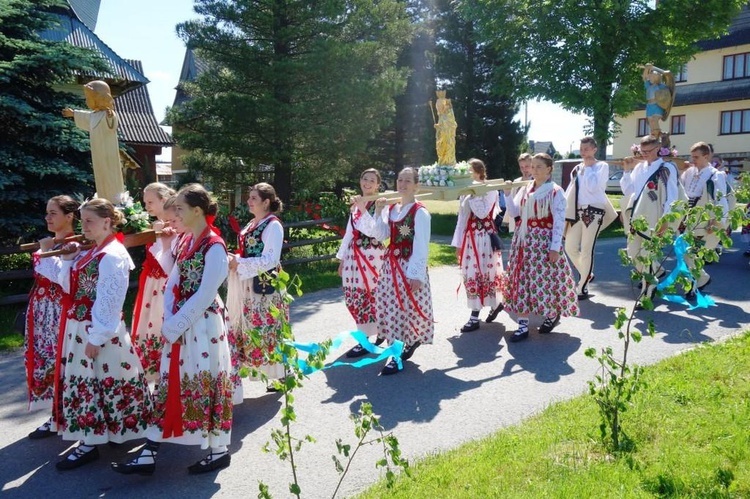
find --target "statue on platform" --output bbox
[641,63,675,141]
[431,90,457,166]
[62,80,125,203]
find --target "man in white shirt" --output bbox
[680,141,728,299]
[564,137,618,299]
[620,135,680,304]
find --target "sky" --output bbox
[94,0,590,160]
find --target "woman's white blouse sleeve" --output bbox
[405,207,430,282]
[87,253,130,346]
[236,220,283,281]
[162,244,228,343]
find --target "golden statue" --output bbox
[431,90,457,166]
[62,80,125,203]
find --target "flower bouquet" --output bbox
[418,161,473,188]
[114,191,157,248]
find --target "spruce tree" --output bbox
[170,0,413,203]
[0,0,106,244]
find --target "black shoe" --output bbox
[685,277,712,301]
[744,249,750,257]
[401,342,420,361]
[56,445,99,471]
[380,358,402,375]
[577,287,589,300]
[28,422,54,440]
[539,315,560,334]
[345,344,369,358]
[508,329,529,342]
[188,452,231,474]
[111,459,156,476]
[460,319,480,333]
[485,304,504,323]
[373,337,385,346]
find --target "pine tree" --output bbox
[169,0,413,203]
[433,0,525,179]
[0,0,105,244]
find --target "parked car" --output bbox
[606,170,623,194]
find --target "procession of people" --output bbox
[21,131,742,474]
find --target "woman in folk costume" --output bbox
[503,153,578,342]
[358,167,433,375]
[36,198,153,470]
[451,158,505,333]
[25,195,79,440]
[337,169,387,357]
[112,184,234,475]
[131,182,175,382]
[226,183,288,391]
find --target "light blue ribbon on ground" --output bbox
[656,235,715,309]
[287,330,404,375]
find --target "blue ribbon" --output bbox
[287,330,403,375]
[656,235,715,309]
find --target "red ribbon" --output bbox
[115,232,125,243]
[161,342,184,438]
[131,246,155,343]
[351,242,378,295]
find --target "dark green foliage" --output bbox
[169,0,413,203]
[464,0,746,157]
[432,0,526,179]
[0,0,108,244]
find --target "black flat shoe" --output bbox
[460,320,480,333]
[188,452,231,474]
[56,445,99,471]
[400,342,420,361]
[28,425,54,440]
[485,304,504,323]
[345,344,369,358]
[577,287,589,300]
[538,315,560,334]
[111,460,156,476]
[380,358,402,375]
[508,329,528,342]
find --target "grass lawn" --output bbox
[359,332,750,498]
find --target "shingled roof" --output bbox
[698,4,750,50]
[67,0,101,31]
[39,12,147,95]
[116,60,173,147]
[171,47,209,109]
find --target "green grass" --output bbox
[359,332,750,498]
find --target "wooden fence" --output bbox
[0,217,342,307]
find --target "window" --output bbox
[723,53,750,80]
[720,109,750,134]
[637,118,650,137]
[671,115,686,135]
[674,64,688,83]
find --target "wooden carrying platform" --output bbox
[362,179,532,203]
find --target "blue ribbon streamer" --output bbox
[287,330,404,375]
[656,235,715,309]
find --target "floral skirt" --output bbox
[57,319,153,445]
[503,228,579,318]
[231,289,288,382]
[376,258,434,346]
[131,275,167,383]
[25,291,62,411]
[341,244,383,326]
[459,230,503,310]
[149,309,234,448]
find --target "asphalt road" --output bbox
[1,236,749,498]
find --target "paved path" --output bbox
[1,237,749,498]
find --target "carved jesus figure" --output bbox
[62,80,124,202]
